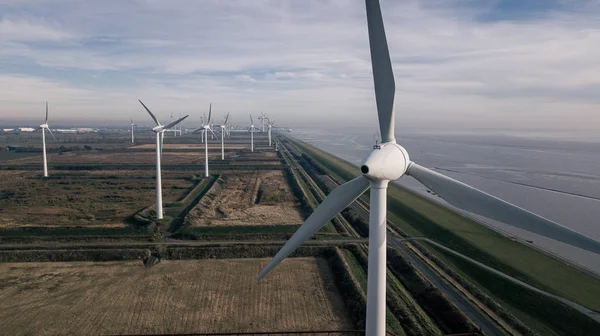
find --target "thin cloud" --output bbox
[0,0,599,129]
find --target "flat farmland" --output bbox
[131,143,248,150]
[0,170,194,228]
[187,170,304,226]
[1,150,219,166]
[0,258,352,335]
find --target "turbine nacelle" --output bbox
[360,142,409,181]
[40,124,49,129]
[152,126,165,133]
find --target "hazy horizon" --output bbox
[1,0,600,131]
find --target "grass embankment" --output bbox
[285,135,600,334]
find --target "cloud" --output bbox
[0,19,73,42]
[0,0,599,129]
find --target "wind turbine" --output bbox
[38,102,58,177]
[198,114,206,143]
[256,1,600,335]
[258,111,267,133]
[130,117,137,144]
[266,118,275,147]
[138,100,188,220]
[220,113,229,160]
[193,104,217,177]
[249,114,256,152]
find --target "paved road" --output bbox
[389,238,504,336]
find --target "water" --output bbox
[291,127,600,274]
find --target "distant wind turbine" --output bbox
[258,111,267,133]
[139,99,188,220]
[249,114,256,152]
[220,113,229,160]
[38,102,58,177]
[267,118,275,148]
[193,104,217,177]
[130,117,137,144]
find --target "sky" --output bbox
[1,0,599,129]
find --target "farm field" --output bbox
[0,258,352,336]
[186,170,304,226]
[0,169,195,228]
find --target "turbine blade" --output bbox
[257,176,370,279]
[210,128,217,138]
[366,0,395,144]
[164,115,189,129]
[208,103,212,124]
[406,162,600,255]
[250,114,253,125]
[138,100,161,126]
[47,128,59,144]
[45,102,49,124]
[192,128,203,134]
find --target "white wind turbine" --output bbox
[138,100,188,220]
[130,117,137,144]
[258,111,267,133]
[198,114,206,144]
[193,104,217,177]
[249,114,256,152]
[266,118,275,147]
[38,102,58,178]
[220,113,230,160]
[257,1,600,335]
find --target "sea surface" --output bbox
[290,127,600,274]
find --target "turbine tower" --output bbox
[220,113,229,160]
[38,102,58,178]
[249,114,255,152]
[257,1,600,335]
[267,118,275,147]
[139,100,188,220]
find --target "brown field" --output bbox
[187,170,304,226]
[0,258,352,335]
[132,143,248,150]
[0,170,194,228]
[2,151,223,166]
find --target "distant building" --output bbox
[18,127,36,132]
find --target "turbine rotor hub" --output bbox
[360,142,410,181]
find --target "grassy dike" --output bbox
[283,135,600,334]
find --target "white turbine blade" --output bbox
[366,0,395,144]
[209,128,218,138]
[207,103,212,124]
[406,162,600,255]
[47,128,59,144]
[164,115,189,129]
[249,113,253,125]
[45,102,49,124]
[257,176,369,280]
[138,100,161,126]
